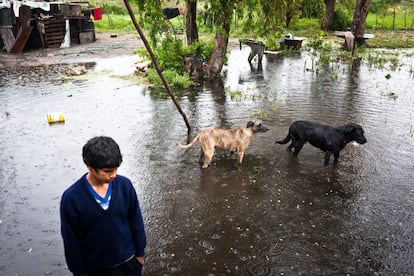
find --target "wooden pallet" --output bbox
[44,16,66,48]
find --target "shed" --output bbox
[0,1,101,54]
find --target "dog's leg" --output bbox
[202,149,214,168]
[286,136,296,152]
[237,151,245,164]
[333,152,340,164]
[324,152,332,166]
[292,141,304,156]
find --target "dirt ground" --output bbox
[0,32,245,69]
[0,32,144,68]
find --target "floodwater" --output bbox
[0,47,413,275]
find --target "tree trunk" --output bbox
[324,0,336,30]
[185,0,198,46]
[352,0,370,46]
[204,8,231,79]
[286,11,292,28]
[392,8,396,30]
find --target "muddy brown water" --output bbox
[0,48,413,275]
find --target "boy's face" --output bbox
[87,166,118,185]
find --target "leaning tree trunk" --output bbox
[352,0,370,46]
[204,8,231,78]
[324,0,336,30]
[185,0,198,45]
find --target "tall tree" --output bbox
[203,0,232,78]
[204,0,286,78]
[185,0,198,45]
[324,0,336,30]
[351,0,370,46]
[286,0,301,28]
[138,0,287,79]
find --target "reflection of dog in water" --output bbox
[276,120,367,166]
[178,120,270,168]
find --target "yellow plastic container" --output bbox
[47,112,65,124]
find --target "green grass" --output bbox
[366,10,414,30]
[94,14,137,33]
[367,30,414,48]
[93,9,414,49]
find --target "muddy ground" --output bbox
[0,32,144,67]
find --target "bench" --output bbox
[333,31,374,51]
[282,37,306,50]
[333,31,374,40]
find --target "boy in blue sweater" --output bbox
[60,136,146,276]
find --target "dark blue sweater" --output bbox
[60,174,146,276]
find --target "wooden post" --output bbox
[10,5,33,54]
[122,0,192,135]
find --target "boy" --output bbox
[60,136,146,276]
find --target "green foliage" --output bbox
[140,33,194,88]
[265,33,282,51]
[286,0,301,28]
[290,17,321,30]
[238,0,286,38]
[90,0,414,82]
[363,51,403,70]
[332,10,352,31]
[300,0,325,20]
[366,10,414,30]
[135,32,213,88]
[155,34,186,72]
[305,31,333,72]
[94,14,135,33]
[148,34,213,72]
[100,2,127,15]
[147,69,193,88]
[183,40,214,61]
[336,0,355,13]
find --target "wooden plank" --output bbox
[0,27,15,52]
[9,5,32,54]
[10,26,33,54]
[43,17,66,48]
[333,31,374,39]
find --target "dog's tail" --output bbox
[177,134,200,149]
[276,133,291,144]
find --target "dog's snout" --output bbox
[258,124,270,132]
[354,135,367,144]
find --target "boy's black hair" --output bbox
[82,136,123,169]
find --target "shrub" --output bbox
[332,10,352,31]
[147,69,192,89]
[183,40,214,62]
[100,2,126,15]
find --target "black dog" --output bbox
[276,120,367,166]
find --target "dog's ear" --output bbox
[345,124,356,134]
[246,121,255,128]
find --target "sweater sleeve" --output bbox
[127,182,147,257]
[60,192,86,276]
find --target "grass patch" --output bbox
[94,14,136,33]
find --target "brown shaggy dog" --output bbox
[178,120,270,168]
